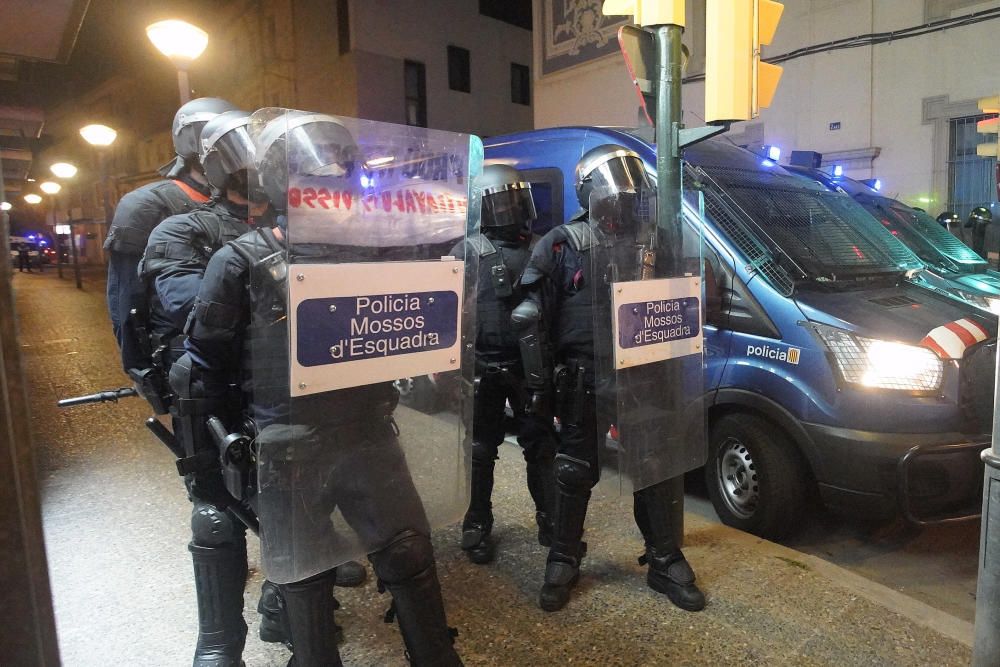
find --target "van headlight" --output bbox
[813,323,944,392]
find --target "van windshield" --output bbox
[697,166,922,286]
[881,202,987,274]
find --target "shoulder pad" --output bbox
[467,235,496,257]
[151,180,200,216]
[561,221,597,252]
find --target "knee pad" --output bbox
[369,530,435,585]
[554,453,594,492]
[470,441,499,465]
[191,500,244,548]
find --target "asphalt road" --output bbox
[11,265,981,665]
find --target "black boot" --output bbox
[280,571,343,667]
[190,543,248,667]
[372,531,463,666]
[525,456,556,547]
[460,454,496,564]
[539,486,589,612]
[258,580,290,645]
[633,480,705,612]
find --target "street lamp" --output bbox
[0,202,11,211]
[79,124,117,147]
[50,162,78,179]
[146,19,209,104]
[39,181,61,195]
[23,193,42,205]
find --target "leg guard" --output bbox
[257,580,289,645]
[521,433,556,547]
[461,441,498,564]
[370,531,462,667]
[540,454,592,613]
[633,480,705,612]
[190,500,248,667]
[279,570,343,667]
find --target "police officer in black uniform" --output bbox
[175,111,463,667]
[937,211,960,232]
[105,97,236,375]
[514,144,705,613]
[966,206,994,262]
[453,164,556,564]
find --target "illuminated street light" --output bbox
[80,124,118,146]
[23,193,42,204]
[0,201,11,211]
[50,162,78,179]
[146,19,209,104]
[40,181,62,195]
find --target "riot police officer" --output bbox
[937,211,960,233]
[176,111,463,666]
[514,144,705,613]
[105,97,236,375]
[452,164,556,564]
[966,206,993,259]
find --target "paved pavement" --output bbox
[13,267,978,665]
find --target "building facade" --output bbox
[531,0,1000,217]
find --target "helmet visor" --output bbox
[209,125,256,175]
[286,122,358,179]
[482,182,536,229]
[584,154,651,202]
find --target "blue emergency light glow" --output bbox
[766,145,781,162]
[28,234,35,240]
[360,174,374,189]
[833,165,844,177]
[761,159,776,167]
[40,240,47,245]
[873,179,882,191]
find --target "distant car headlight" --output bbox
[813,323,944,392]
[952,289,1000,315]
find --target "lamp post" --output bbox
[146,19,209,104]
[48,162,77,280]
[79,124,116,229]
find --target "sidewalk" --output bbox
[14,269,972,666]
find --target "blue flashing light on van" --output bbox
[484,127,997,539]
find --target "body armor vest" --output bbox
[104,178,209,254]
[471,235,532,360]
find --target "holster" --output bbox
[554,362,588,428]
[127,366,170,416]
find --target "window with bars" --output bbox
[948,113,997,220]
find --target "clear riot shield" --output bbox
[247,108,481,584]
[589,163,706,495]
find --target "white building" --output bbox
[531,0,1000,217]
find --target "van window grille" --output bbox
[700,166,922,282]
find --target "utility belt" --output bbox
[475,356,521,377]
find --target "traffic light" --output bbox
[705,0,784,124]
[602,0,685,27]
[977,95,1000,159]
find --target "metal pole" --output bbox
[99,151,113,226]
[68,222,82,290]
[653,22,687,546]
[973,340,1000,665]
[177,69,192,104]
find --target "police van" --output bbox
[484,127,997,539]
[786,162,1000,316]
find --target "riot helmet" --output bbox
[255,111,358,211]
[967,206,993,228]
[172,97,239,165]
[200,110,265,200]
[478,163,536,240]
[575,144,651,235]
[937,211,960,229]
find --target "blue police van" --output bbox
[786,161,1000,315]
[484,127,997,539]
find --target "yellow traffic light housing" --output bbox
[977,95,1000,159]
[705,0,784,124]
[602,0,685,28]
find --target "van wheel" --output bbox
[705,413,808,540]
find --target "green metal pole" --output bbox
[653,22,686,546]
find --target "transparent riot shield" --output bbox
[247,108,481,584]
[589,170,706,495]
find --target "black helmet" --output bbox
[968,206,992,227]
[199,110,257,195]
[172,97,239,162]
[575,144,651,233]
[478,164,536,236]
[937,211,960,228]
[255,111,358,210]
